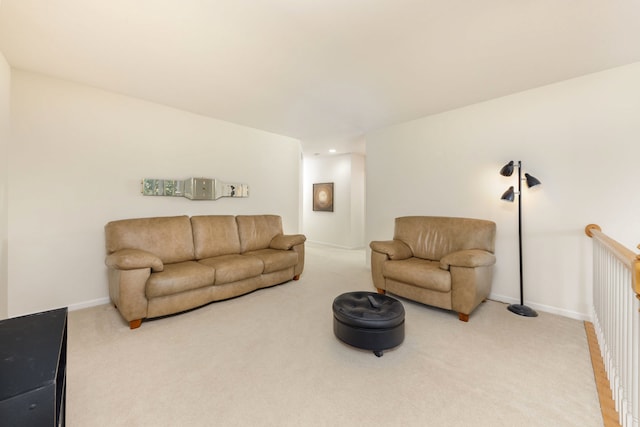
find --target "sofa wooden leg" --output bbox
[129,319,142,329]
[376,288,386,295]
[458,313,469,322]
[293,275,300,281]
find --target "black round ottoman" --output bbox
[332,291,405,357]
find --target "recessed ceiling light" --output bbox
[329,149,336,153]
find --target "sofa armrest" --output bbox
[369,240,412,260]
[105,248,164,272]
[440,249,496,270]
[270,234,307,250]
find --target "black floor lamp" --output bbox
[499,160,541,318]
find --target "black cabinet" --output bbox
[0,307,67,427]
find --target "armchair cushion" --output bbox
[383,258,451,292]
[394,216,495,260]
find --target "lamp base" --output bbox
[507,304,538,317]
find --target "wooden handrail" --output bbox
[585,223,640,298]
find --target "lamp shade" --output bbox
[501,186,515,202]
[500,161,515,177]
[524,173,541,188]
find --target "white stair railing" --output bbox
[586,224,640,427]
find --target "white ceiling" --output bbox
[1,1,640,156]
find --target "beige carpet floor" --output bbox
[67,243,602,426]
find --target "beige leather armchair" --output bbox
[370,216,496,321]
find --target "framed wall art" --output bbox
[313,182,334,212]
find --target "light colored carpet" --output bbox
[67,243,602,426]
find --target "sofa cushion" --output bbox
[394,216,496,261]
[191,215,241,259]
[105,215,195,264]
[237,215,283,253]
[382,257,451,292]
[146,261,215,298]
[198,254,264,285]
[242,248,298,274]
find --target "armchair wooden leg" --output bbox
[458,313,469,322]
[129,319,142,329]
[293,275,300,281]
[376,288,386,295]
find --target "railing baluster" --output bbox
[585,224,639,427]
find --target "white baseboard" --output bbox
[65,290,592,322]
[489,293,593,322]
[67,297,111,312]
[306,240,365,250]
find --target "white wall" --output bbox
[0,50,9,319]
[349,154,365,248]
[303,153,365,249]
[8,70,302,317]
[366,62,640,320]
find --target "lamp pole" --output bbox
[508,161,538,317]
[517,161,523,306]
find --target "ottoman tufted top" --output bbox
[332,291,405,329]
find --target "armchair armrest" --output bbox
[270,234,306,250]
[440,249,496,270]
[369,240,412,260]
[105,248,164,272]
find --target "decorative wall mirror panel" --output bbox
[141,177,249,200]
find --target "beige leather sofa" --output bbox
[370,216,496,322]
[105,214,306,329]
